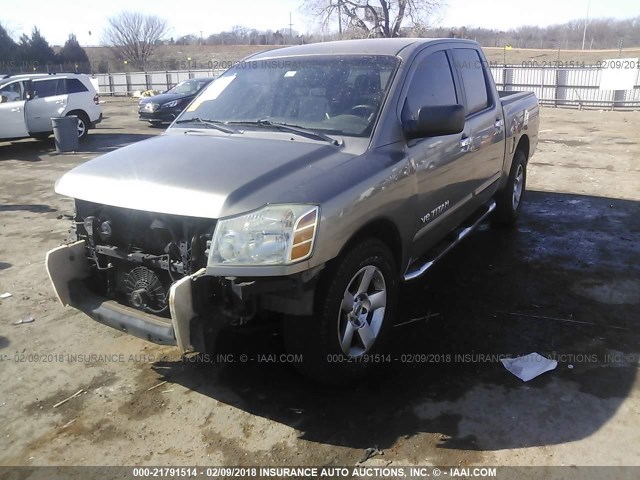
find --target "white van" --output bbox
[0,73,103,141]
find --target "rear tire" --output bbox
[67,112,90,140]
[283,238,398,383]
[32,133,51,141]
[493,149,527,225]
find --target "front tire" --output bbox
[283,238,398,383]
[493,149,527,225]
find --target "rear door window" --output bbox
[65,78,89,94]
[32,79,60,98]
[451,49,490,115]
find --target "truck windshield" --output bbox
[173,55,399,137]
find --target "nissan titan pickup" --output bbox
[46,39,539,381]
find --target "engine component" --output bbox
[123,266,168,314]
[98,220,112,241]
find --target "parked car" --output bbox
[47,39,539,382]
[0,73,102,141]
[138,77,214,126]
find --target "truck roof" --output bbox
[249,38,478,61]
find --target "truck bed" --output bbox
[498,90,535,106]
[499,90,539,161]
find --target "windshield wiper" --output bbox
[226,120,341,146]
[174,117,237,134]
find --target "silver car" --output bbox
[0,73,102,141]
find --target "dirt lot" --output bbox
[0,100,639,468]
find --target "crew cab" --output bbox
[0,73,102,141]
[46,39,538,381]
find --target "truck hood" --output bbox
[55,133,355,219]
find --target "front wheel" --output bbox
[493,149,527,225]
[283,238,398,383]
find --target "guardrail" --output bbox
[93,65,640,110]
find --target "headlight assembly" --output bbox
[208,205,319,267]
[162,100,180,109]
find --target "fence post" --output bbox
[540,69,544,105]
[554,67,559,108]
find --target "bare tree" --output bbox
[102,12,169,69]
[304,0,444,38]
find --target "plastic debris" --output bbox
[147,381,167,391]
[501,353,557,382]
[61,419,76,429]
[0,292,12,299]
[358,446,384,464]
[12,315,34,325]
[53,389,84,408]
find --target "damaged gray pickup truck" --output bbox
[47,38,538,381]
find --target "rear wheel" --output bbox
[32,133,51,141]
[283,238,398,383]
[493,149,527,225]
[67,112,90,140]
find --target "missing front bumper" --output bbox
[45,241,200,352]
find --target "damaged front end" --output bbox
[46,200,319,353]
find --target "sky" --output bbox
[0,0,638,46]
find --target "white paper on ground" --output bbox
[501,352,558,382]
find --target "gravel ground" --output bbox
[0,99,639,468]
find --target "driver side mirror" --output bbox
[403,104,465,140]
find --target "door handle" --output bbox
[55,100,64,105]
[10,107,21,112]
[460,136,472,152]
[494,119,504,129]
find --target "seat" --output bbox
[296,96,329,121]
[283,87,329,122]
[353,73,381,105]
